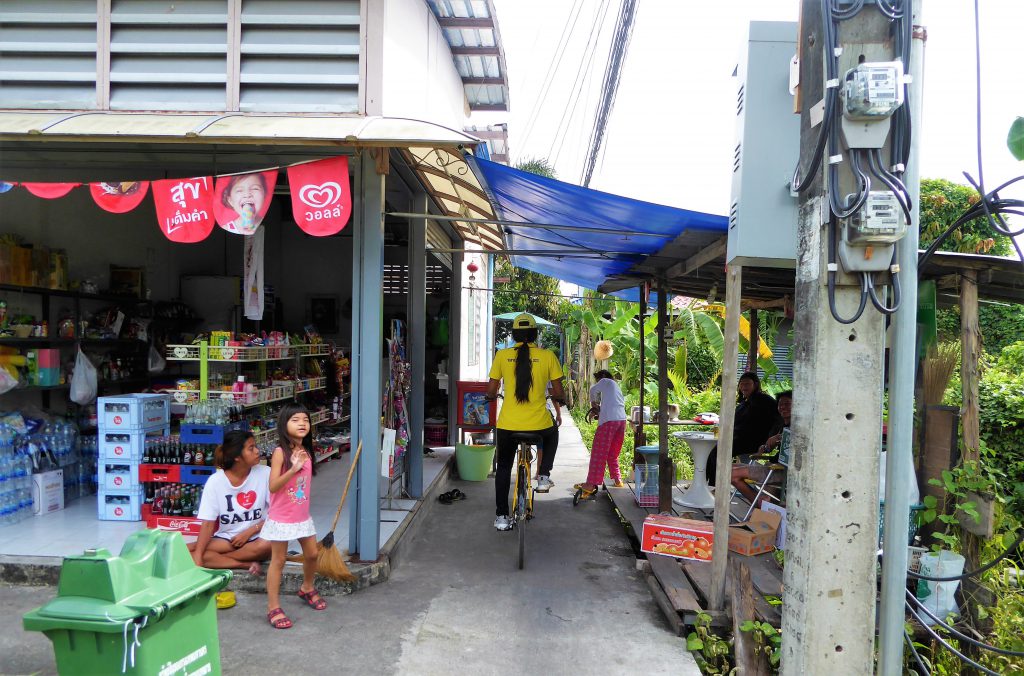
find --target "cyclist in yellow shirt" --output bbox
[485,313,565,531]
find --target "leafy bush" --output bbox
[978,341,1024,519]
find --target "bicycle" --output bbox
[508,431,541,570]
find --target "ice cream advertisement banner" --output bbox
[287,157,352,236]
[214,170,278,235]
[151,176,216,243]
[22,182,79,199]
[90,181,150,213]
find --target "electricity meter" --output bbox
[838,191,906,272]
[842,61,904,120]
[845,191,906,245]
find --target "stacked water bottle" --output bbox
[0,423,33,525]
[97,394,171,521]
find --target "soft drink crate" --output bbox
[179,421,249,445]
[98,462,141,492]
[100,427,171,462]
[97,488,144,521]
[99,394,171,431]
[180,465,216,486]
[142,504,203,537]
[139,464,181,483]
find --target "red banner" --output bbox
[287,157,352,236]
[90,181,150,213]
[22,183,79,199]
[214,170,277,235]
[151,176,216,243]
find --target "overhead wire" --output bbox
[904,600,1001,676]
[550,0,613,169]
[580,0,638,186]
[905,590,1024,658]
[518,0,586,154]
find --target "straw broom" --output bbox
[286,441,362,582]
[921,341,960,407]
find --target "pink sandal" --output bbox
[298,588,327,610]
[267,607,292,629]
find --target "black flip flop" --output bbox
[438,491,454,504]
[449,488,467,501]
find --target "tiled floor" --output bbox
[0,448,453,559]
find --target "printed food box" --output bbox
[640,514,714,561]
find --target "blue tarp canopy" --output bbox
[466,155,728,291]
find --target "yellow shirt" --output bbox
[488,343,563,431]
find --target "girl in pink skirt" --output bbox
[264,403,323,629]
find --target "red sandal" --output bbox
[267,607,292,629]
[298,588,327,610]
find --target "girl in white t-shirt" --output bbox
[575,370,628,500]
[189,430,272,573]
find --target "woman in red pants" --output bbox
[576,370,627,499]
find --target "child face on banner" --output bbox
[223,174,267,226]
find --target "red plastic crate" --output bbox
[143,504,204,536]
[139,464,180,483]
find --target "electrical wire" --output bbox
[906,590,1024,658]
[905,628,932,675]
[904,600,1001,676]
[827,213,869,324]
[866,258,901,314]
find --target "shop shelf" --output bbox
[163,381,297,408]
[294,376,326,393]
[0,282,142,304]
[314,447,339,464]
[310,408,335,425]
[165,343,325,362]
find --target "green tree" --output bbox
[920,177,1012,256]
[514,157,557,178]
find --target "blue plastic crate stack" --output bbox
[97,394,170,521]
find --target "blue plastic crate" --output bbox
[179,421,249,445]
[180,465,216,485]
[635,464,659,508]
[97,488,144,521]
[98,394,170,431]
[98,462,141,492]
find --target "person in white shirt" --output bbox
[575,370,628,499]
[189,430,272,573]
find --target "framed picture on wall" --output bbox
[308,295,339,334]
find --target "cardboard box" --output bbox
[640,514,714,561]
[728,508,783,556]
[50,251,68,290]
[32,469,64,515]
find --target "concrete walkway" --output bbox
[3,414,700,675]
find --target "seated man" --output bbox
[731,390,792,507]
[188,430,271,573]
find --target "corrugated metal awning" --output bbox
[401,146,504,251]
[0,111,481,147]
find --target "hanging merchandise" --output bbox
[90,181,150,213]
[214,170,278,235]
[287,156,352,236]
[70,347,98,405]
[22,182,79,199]
[243,227,265,320]
[151,176,216,243]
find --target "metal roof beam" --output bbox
[450,46,500,56]
[385,212,671,238]
[437,17,494,29]
[462,77,505,85]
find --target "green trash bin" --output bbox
[23,529,232,675]
[456,443,495,481]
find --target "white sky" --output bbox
[477,0,1024,217]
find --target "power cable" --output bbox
[905,628,931,675]
[519,0,585,155]
[550,0,613,168]
[904,600,1000,676]
[906,590,1024,658]
[580,0,638,186]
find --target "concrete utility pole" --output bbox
[782,3,892,672]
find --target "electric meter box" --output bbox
[728,21,800,268]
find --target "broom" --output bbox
[285,441,362,582]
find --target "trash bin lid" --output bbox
[23,531,231,634]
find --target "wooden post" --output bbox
[748,308,759,375]
[960,269,984,636]
[710,264,742,610]
[658,279,672,511]
[732,558,771,676]
[633,284,648,460]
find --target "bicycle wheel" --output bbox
[516,464,528,569]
